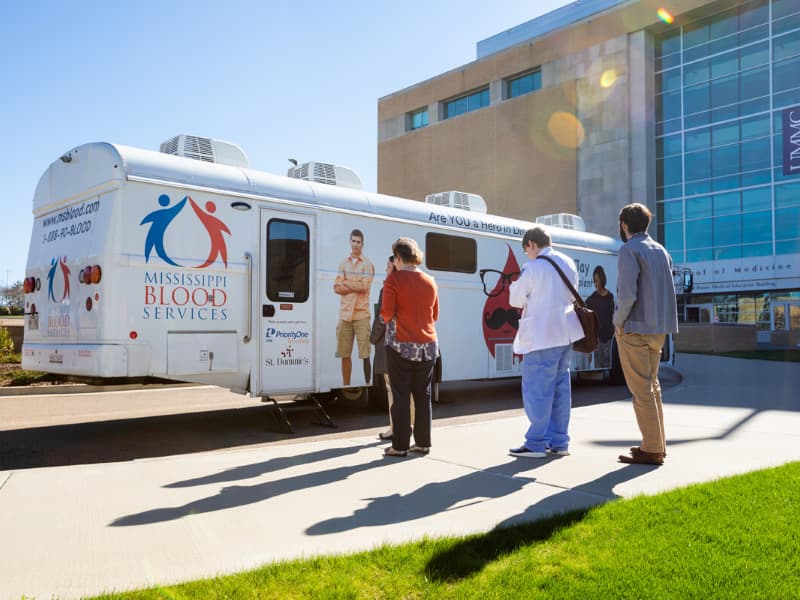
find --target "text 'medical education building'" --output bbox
[377,0,800,340]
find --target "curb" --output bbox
[0,381,194,397]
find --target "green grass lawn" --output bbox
[92,462,800,599]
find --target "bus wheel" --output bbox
[609,340,627,386]
[368,377,390,412]
[338,386,369,408]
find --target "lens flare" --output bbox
[547,112,585,149]
[600,69,617,88]
[657,8,674,24]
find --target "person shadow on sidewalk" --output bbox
[423,464,647,582]
[109,442,385,527]
[305,457,550,536]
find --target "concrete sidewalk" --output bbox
[1,354,799,600]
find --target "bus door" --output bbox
[258,209,315,395]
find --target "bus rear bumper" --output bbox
[22,343,129,378]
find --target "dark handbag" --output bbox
[370,290,386,345]
[537,255,599,353]
[369,313,385,345]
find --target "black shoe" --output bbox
[509,446,547,458]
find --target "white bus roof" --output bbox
[34,142,619,253]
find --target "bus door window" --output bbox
[266,219,309,303]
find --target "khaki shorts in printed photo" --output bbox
[336,317,372,359]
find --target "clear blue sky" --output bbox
[1,0,571,288]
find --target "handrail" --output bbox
[243,252,253,343]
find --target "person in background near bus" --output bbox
[586,266,615,371]
[614,203,678,466]
[380,237,438,457]
[371,255,415,441]
[508,226,584,458]
[334,229,375,387]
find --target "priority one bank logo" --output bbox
[140,194,231,269]
[46,256,71,302]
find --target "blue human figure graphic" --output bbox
[47,257,58,302]
[140,194,187,265]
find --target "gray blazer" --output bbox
[613,232,679,335]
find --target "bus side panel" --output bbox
[117,181,255,390]
[313,211,622,392]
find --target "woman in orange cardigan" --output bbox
[380,237,439,457]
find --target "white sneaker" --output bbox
[377,430,393,440]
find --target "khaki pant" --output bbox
[616,332,666,454]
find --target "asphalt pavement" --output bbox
[1,353,799,600]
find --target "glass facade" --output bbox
[443,88,490,119]
[655,0,800,270]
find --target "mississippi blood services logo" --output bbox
[46,256,71,302]
[140,194,231,269]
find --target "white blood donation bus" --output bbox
[22,137,654,419]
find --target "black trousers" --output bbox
[386,347,434,451]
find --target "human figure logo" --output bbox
[46,256,71,302]
[140,194,231,269]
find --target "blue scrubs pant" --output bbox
[520,344,572,452]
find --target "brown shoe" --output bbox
[630,446,667,458]
[619,449,664,465]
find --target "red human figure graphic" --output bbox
[59,256,71,301]
[188,197,231,268]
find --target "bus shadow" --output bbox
[0,374,651,471]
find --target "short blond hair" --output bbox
[392,237,423,266]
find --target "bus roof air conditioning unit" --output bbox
[286,162,362,189]
[424,191,487,213]
[159,135,249,168]
[535,213,586,231]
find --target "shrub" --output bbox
[0,327,15,362]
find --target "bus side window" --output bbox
[425,232,477,273]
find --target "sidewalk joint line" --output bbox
[0,471,13,493]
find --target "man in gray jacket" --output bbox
[613,203,678,466]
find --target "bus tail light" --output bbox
[80,265,103,284]
[90,265,102,284]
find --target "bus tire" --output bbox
[339,386,369,408]
[368,377,390,412]
[609,340,627,386]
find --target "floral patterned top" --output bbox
[385,318,439,362]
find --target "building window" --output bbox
[505,69,541,99]
[443,88,490,120]
[425,233,477,273]
[406,107,428,131]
